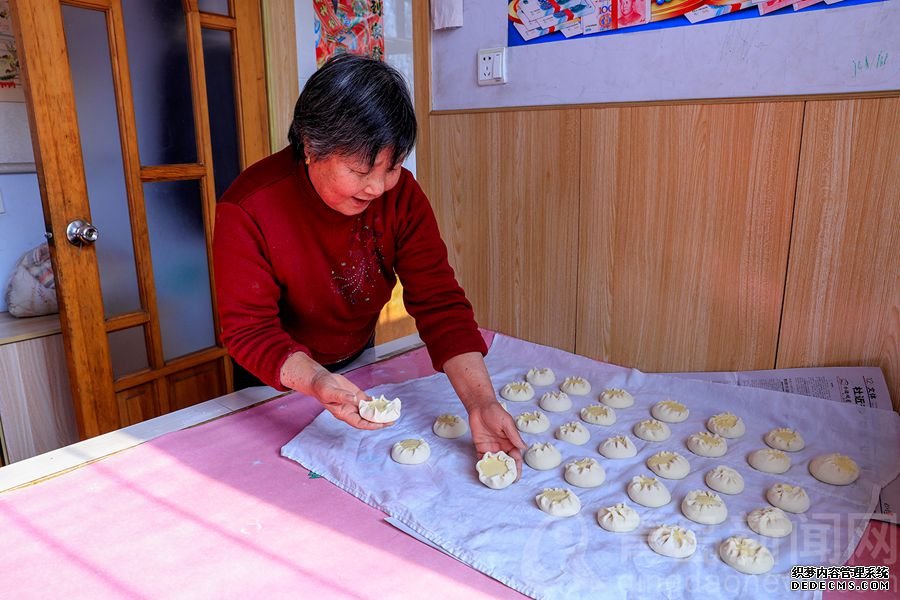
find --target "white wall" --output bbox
[431,2,900,110]
[0,102,33,166]
[0,172,46,312]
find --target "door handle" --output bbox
[66,219,100,246]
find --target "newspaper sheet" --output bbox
[667,365,898,523]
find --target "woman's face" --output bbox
[306,147,403,216]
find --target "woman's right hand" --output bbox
[281,351,390,430]
[309,370,392,430]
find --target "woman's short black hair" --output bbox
[288,54,417,168]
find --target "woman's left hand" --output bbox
[443,351,527,477]
[467,401,527,478]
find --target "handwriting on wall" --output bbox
[852,51,888,77]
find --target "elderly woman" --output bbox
[214,55,524,470]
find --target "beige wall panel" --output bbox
[261,0,299,152]
[0,335,78,463]
[429,110,581,351]
[778,97,900,409]
[577,102,803,372]
[372,0,431,345]
[375,282,418,345]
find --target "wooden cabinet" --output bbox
[0,311,231,462]
[0,315,78,464]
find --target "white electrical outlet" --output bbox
[477,47,507,86]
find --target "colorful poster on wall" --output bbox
[0,0,24,102]
[313,0,384,69]
[508,0,883,46]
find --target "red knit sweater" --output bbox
[213,147,486,389]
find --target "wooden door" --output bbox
[11,0,268,437]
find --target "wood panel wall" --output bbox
[261,0,298,153]
[421,98,899,409]
[778,97,900,407]
[429,111,581,351]
[577,103,803,372]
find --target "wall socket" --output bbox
[477,47,507,86]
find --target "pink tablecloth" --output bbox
[0,332,895,599]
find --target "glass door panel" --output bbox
[198,0,230,16]
[108,326,150,378]
[61,5,142,319]
[122,0,197,165]
[201,27,241,198]
[143,180,216,361]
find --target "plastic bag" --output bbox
[5,242,58,317]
